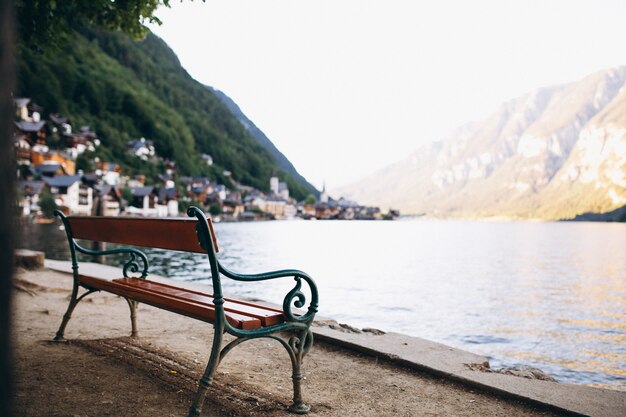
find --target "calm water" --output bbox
[21,219,626,391]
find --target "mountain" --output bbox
[335,67,626,220]
[210,88,319,198]
[15,26,316,200]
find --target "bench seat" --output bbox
[79,275,285,330]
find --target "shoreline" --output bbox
[12,259,625,416]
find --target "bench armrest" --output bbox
[218,264,318,324]
[55,209,149,279]
[73,241,149,279]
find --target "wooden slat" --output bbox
[114,278,285,327]
[66,216,219,253]
[77,275,281,330]
[79,275,260,329]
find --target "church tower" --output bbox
[320,181,328,203]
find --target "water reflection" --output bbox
[19,219,626,391]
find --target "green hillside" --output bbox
[15,25,315,199]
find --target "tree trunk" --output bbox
[0,0,16,416]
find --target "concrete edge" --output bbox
[43,260,625,417]
[311,327,587,417]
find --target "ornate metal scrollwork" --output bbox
[73,242,149,279]
[123,252,148,278]
[289,329,314,357]
[283,277,308,323]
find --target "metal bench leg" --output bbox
[188,325,224,417]
[288,329,312,414]
[126,299,139,337]
[53,287,96,342]
[53,296,79,342]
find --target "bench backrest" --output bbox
[65,216,219,253]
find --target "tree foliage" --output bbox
[39,187,57,218]
[304,194,317,205]
[75,153,94,173]
[15,0,175,47]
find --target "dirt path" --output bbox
[13,269,564,416]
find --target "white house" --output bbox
[44,175,93,215]
[156,187,179,217]
[126,186,158,216]
[127,138,156,160]
[201,153,213,165]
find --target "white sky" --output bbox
[148,0,626,190]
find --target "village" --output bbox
[13,98,399,222]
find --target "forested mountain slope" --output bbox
[15,26,315,199]
[211,87,319,197]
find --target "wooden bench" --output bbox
[53,206,318,416]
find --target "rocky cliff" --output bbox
[336,67,626,220]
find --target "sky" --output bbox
[148,0,626,190]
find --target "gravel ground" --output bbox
[12,268,565,416]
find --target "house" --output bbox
[126,186,157,216]
[95,162,121,185]
[14,120,46,144]
[49,113,70,132]
[337,207,355,220]
[14,134,32,165]
[81,173,100,188]
[214,184,227,201]
[283,203,297,218]
[314,201,340,220]
[243,191,267,212]
[188,177,213,204]
[262,199,287,219]
[49,113,74,143]
[17,180,45,215]
[127,137,155,160]
[31,151,76,175]
[222,196,244,220]
[14,98,44,122]
[64,126,99,157]
[222,201,244,219]
[355,206,382,220]
[93,185,122,216]
[44,175,93,215]
[301,203,316,219]
[33,162,66,178]
[203,184,227,207]
[201,154,213,165]
[156,187,179,217]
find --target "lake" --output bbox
[20,219,626,392]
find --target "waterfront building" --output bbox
[44,175,93,215]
